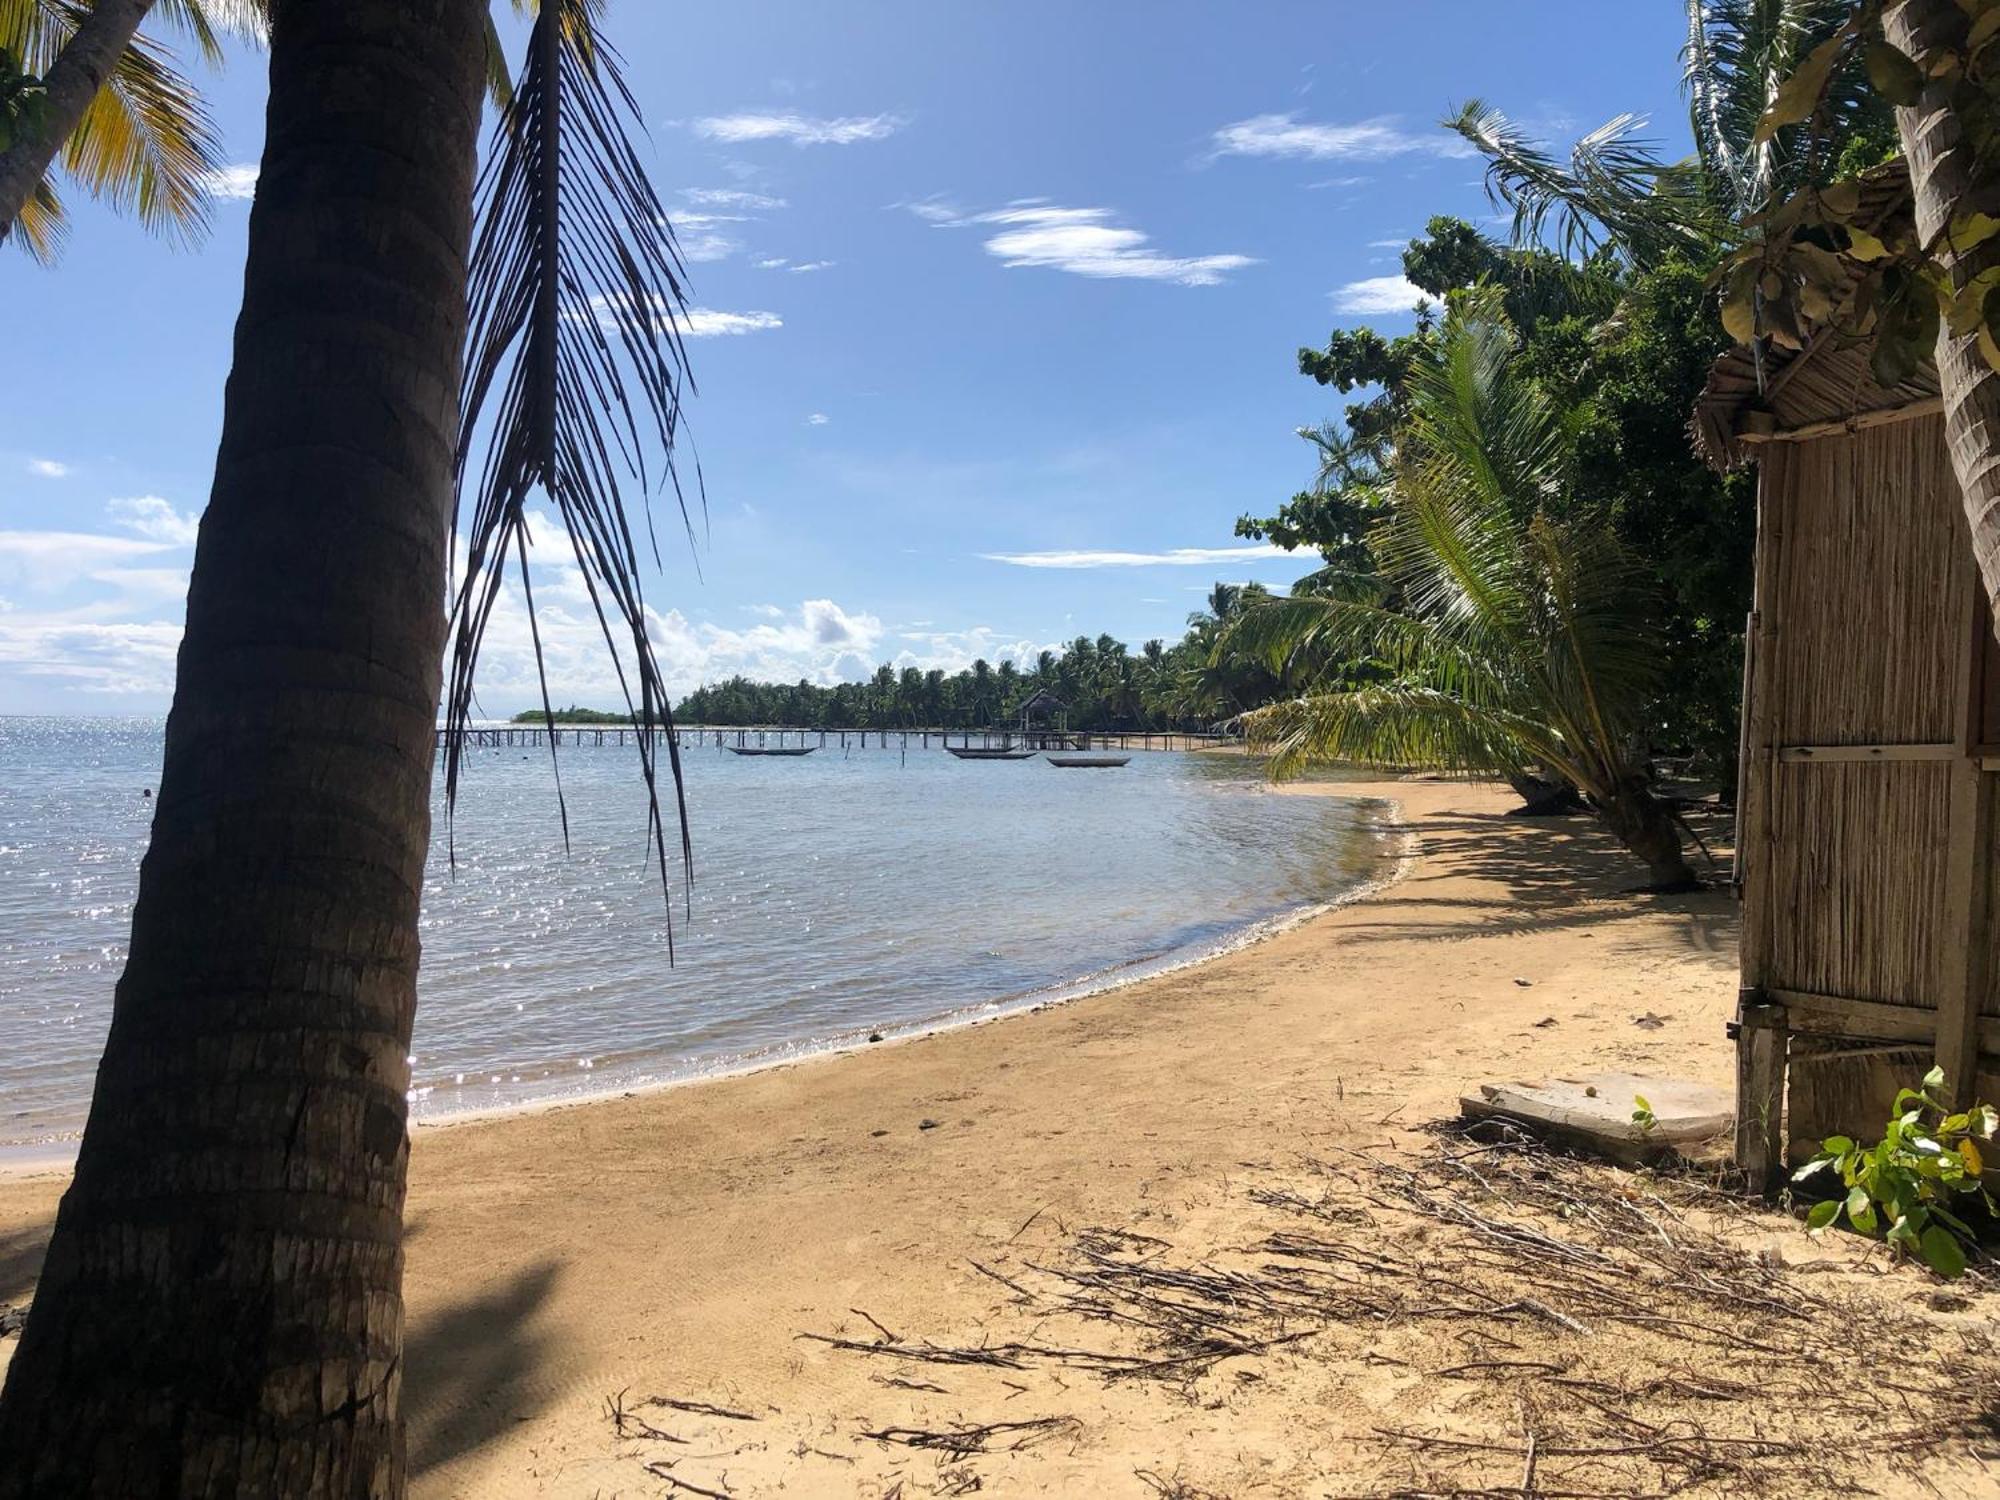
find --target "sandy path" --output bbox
[0,780,1750,1494]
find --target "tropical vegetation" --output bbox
[1235,295,1702,888]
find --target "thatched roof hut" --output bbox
[1018,686,1067,730]
[1695,184,1997,1181]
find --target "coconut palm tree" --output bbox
[1232,299,1698,888]
[1445,3,1887,275]
[0,0,694,1491]
[1879,0,2000,641]
[0,0,265,260]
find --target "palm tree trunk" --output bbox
[0,0,157,243]
[1593,776,1700,890]
[1884,1,2000,620]
[0,1,485,1494]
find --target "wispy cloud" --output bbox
[108,496,201,546]
[682,187,787,210]
[1331,275,1433,315]
[26,458,68,478]
[756,256,836,273]
[586,297,783,338]
[1209,113,1471,162]
[689,111,905,146]
[680,308,783,337]
[912,199,1255,287]
[806,412,830,426]
[982,544,1293,569]
[200,162,260,200]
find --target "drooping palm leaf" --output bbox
[449,0,699,939]
[1228,297,1669,811]
[1446,99,1725,270]
[1682,0,1876,218]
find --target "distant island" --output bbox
[508,706,636,725]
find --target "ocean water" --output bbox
[0,716,1392,1153]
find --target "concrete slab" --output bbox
[1460,1071,1733,1164]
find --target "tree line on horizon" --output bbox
[521,582,1329,732]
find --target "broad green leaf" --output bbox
[1755,31,1850,144]
[1923,1065,1946,1091]
[1865,41,1926,106]
[1921,1225,1968,1279]
[1849,1200,1879,1235]
[1806,1198,1840,1231]
[1822,1135,1854,1157]
[1793,1157,1835,1182]
[1947,213,2000,255]
[1844,225,1891,261]
[1820,180,1862,220]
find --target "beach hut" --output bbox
[1693,178,1998,1182]
[1018,686,1068,742]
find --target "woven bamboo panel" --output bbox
[1767,418,1970,746]
[1765,760,1953,1011]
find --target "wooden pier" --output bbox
[437,724,1241,754]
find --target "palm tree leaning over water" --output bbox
[0,0,265,260]
[1229,297,1699,889]
[0,1,693,1493]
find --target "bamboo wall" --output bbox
[1739,412,1995,1159]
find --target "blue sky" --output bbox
[0,1,1691,714]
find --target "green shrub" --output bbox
[1792,1067,1998,1279]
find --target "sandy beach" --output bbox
[3,779,1989,1496]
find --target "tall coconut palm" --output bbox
[0,0,264,261]
[0,0,693,1491]
[1880,0,2000,638]
[1232,299,1698,888]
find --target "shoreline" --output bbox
[0,778,1406,1179]
[0,778,1745,1495]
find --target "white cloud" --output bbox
[107,495,201,545]
[981,544,1294,569]
[680,307,783,337]
[916,199,1255,287]
[677,229,743,263]
[789,260,834,273]
[0,617,184,695]
[806,412,830,426]
[26,458,68,478]
[201,162,260,200]
[755,256,789,269]
[689,111,905,146]
[0,531,175,591]
[1209,113,1473,162]
[1332,275,1433,315]
[682,188,787,210]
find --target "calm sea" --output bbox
[0,716,1392,1154]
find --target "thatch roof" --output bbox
[1691,166,1938,472]
[1019,687,1066,714]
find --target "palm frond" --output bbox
[6,0,227,260]
[1242,683,1560,784]
[150,0,266,67]
[1682,0,1873,218]
[62,15,222,244]
[450,0,699,940]
[1446,99,1723,269]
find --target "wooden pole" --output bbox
[1937,577,1994,1108]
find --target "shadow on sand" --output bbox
[1347,803,1738,954]
[405,1256,564,1480]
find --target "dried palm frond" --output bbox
[449,0,699,937]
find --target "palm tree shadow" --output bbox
[1351,805,1739,953]
[404,1258,563,1480]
